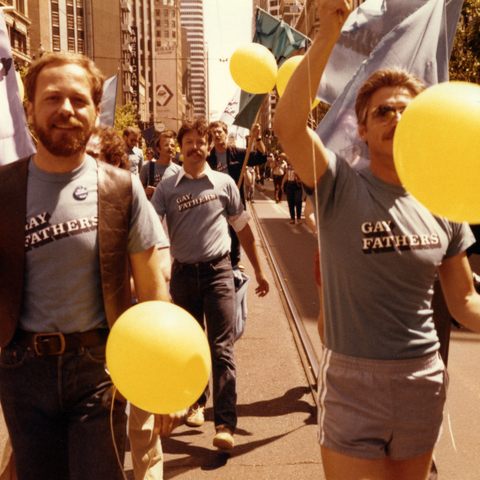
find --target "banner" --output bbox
[99,71,118,127]
[0,10,36,164]
[316,0,464,168]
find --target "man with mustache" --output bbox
[274,1,480,479]
[0,52,174,480]
[150,118,270,450]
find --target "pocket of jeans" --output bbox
[83,344,107,364]
[0,345,30,369]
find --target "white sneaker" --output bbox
[213,425,234,450]
[185,403,205,427]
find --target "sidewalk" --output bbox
[156,204,324,479]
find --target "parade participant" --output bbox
[86,124,130,170]
[281,160,303,224]
[140,130,181,200]
[0,52,176,480]
[207,121,267,268]
[271,153,288,203]
[274,1,480,479]
[151,117,269,450]
[123,125,144,175]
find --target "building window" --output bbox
[164,30,169,38]
[171,20,175,28]
[172,31,175,38]
[51,0,61,51]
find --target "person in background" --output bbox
[123,126,144,175]
[86,124,129,170]
[271,153,288,203]
[282,160,303,225]
[140,130,181,201]
[207,121,267,269]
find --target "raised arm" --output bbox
[437,252,480,332]
[274,0,353,189]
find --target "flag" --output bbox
[315,0,464,168]
[0,10,36,165]
[220,89,248,146]
[233,7,311,129]
[141,126,157,157]
[99,71,119,127]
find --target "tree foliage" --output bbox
[114,103,140,133]
[449,0,480,84]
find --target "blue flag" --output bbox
[0,10,36,164]
[316,0,463,168]
[99,71,118,128]
[233,8,311,129]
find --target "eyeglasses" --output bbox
[369,104,407,122]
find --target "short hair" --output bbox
[355,67,426,126]
[24,52,105,108]
[156,130,176,148]
[91,125,129,170]
[177,118,211,147]
[123,126,141,137]
[208,120,228,134]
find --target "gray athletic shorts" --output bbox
[317,348,447,461]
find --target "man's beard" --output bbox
[33,114,93,157]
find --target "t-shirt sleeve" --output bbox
[444,222,475,259]
[128,175,168,254]
[225,177,245,217]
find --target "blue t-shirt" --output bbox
[20,156,167,334]
[313,151,474,360]
[151,167,244,264]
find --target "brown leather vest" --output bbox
[0,157,133,347]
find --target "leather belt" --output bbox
[13,328,109,356]
[173,253,229,269]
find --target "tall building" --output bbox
[179,0,207,118]
[151,0,187,132]
[1,0,31,68]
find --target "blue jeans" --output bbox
[0,342,127,480]
[170,255,237,431]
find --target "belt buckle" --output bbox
[34,332,66,356]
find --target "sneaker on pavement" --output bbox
[185,403,205,427]
[213,425,234,450]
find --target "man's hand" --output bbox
[255,272,269,297]
[251,123,261,138]
[153,409,188,436]
[145,185,156,197]
[317,0,353,36]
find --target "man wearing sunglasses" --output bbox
[274,1,480,479]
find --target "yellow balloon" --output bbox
[106,301,211,414]
[276,56,320,109]
[394,81,480,223]
[229,43,277,94]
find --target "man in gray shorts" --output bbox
[275,1,480,479]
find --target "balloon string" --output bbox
[110,385,129,480]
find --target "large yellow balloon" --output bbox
[394,81,480,223]
[106,301,211,414]
[229,43,277,94]
[276,56,320,109]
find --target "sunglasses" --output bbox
[369,104,407,122]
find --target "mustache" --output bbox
[187,149,203,157]
[51,114,83,129]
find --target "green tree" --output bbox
[449,0,480,84]
[114,103,140,133]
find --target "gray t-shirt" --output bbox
[20,156,168,334]
[314,151,474,360]
[139,161,181,187]
[151,167,244,264]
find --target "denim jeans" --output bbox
[0,342,127,480]
[170,255,237,432]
